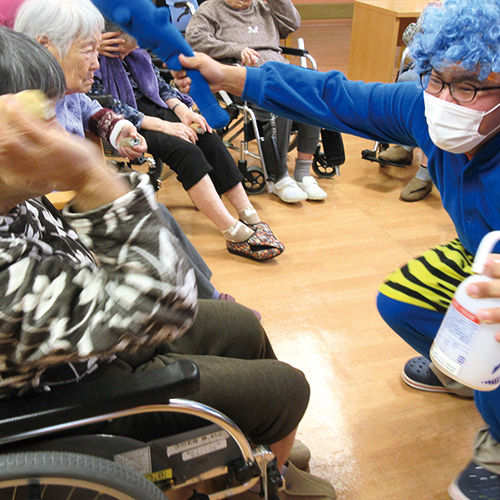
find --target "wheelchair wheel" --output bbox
[312,151,337,178]
[0,451,166,500]
[242,166,267,195]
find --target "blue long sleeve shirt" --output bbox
[242,62,500,255]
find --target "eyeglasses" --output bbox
[420,71,500,103]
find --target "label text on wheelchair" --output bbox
[167,430,229,458]
[182,439,228,461]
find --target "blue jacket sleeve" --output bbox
[242,62,428,149]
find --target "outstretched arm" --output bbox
[173,52,248,95]
[0,95,129,211]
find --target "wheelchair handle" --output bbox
[91,0,230,129]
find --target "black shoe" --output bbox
[402,356,452,393]
[449,461,500,500]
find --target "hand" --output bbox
[172,52,247,96]
[141,115,199,143]
[241,47,260,66]
[0,95,129,211]
[175,106,213,134]
[466,254,500,340]
[162,120,199,143]
[98,31,126,58]
[116,125,148,159]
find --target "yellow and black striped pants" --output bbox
[379,238,473,314]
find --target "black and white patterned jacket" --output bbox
[0,173,198,398]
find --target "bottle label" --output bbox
[432,298,480,376]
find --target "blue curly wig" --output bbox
[410,0,500,81]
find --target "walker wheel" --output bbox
[242,166,267,195]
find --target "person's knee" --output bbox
[376,291,444,357]
[280,363,310,412]
[377,291,400,326]
[161,139,208,177]
[194,300,271,359]
[242,360,310,444]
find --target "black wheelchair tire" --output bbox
[0,451,167,500]
[242,166,267,195]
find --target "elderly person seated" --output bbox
[15,0,284,262]
[185,0,326,203]
[0,25,337,500]
[13,0,147,160]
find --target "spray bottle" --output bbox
[430,231,500,391]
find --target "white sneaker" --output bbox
[269,177,307,203]
[295,176,327,200]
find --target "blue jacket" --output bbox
[243,62,500,254]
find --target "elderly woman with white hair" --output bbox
[14,0,146,160]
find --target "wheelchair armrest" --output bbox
[87,93,115,108]
[216,57,241,66]
[279,46,309,57]
[0,360,199,440]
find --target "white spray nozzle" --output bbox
[472,231,500,274]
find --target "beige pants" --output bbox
[473,426,500,474]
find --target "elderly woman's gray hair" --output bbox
[0,26,66,98]
[14,0,104,57]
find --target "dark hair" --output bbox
[104,19,121,33]
[0,26,66,98]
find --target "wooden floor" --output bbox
[157,19,483,500]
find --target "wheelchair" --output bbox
[215,41,346,195]
[0,361,282,499]
[155,0,199,34]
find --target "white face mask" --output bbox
[424,92,500,154]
